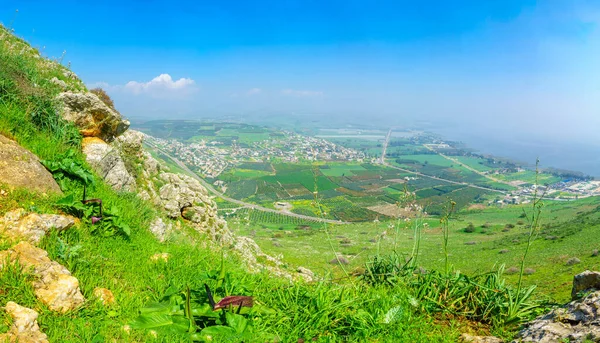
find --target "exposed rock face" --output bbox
[0,242,85,312]
[56,91,129,141]
[148,217,172,242]
[93,287,115,306]
[516,290,600,342]
[82,137,136,192]
[114,130,144,157]
[0,302,49,343]
[0,208,75,244]
[158,173,218,226]
[572,270,600,300]
[0,134,62,194]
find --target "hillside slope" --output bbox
[0,24,471,342]
[2,23,599,343]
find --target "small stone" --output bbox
[148,217,171,242]
[566,257,581,266]
[93,287,115,305]
[49,77,67,90]
[505,267,519,275]
[464,241,477,245]
[150,253,170,262]
[329,256,350,265]
[499,249,509,254]
[297,267,315,282]
[460,333,503,343]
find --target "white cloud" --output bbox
[88,74,197,98]
[281,89,323,97]
[246,88,262,95]
[124,74,196,95]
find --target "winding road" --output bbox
[145,142,348,224]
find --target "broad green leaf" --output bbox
[198,326,236,340]
[225,312,248,334]
[130,313,174,329]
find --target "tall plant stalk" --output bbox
[440,200,456,275]
[516,159,546,297]
[312,166,350,278]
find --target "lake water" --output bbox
[429,127,600,178]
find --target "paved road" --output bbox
[146,142,349,224]
[382,161,508,194]
[423,145,510,185]
[380,128,392,164]
[377,128,507,194]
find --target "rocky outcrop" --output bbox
[232,236,313,282]
[148,217,172,242]
[0,208,75,244]
[516,273,600,342]
[0,134,62,194]
[114,130,144,157]
[157,173,227,230]
[56,91,129,142]
[572,270,600,300]
[0,302,49,343]
[0,242,85,312]
[82,137,136,192]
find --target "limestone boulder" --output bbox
[114,129,144,157]
[142,151,160,176]
[572,270,600,300]
[56,91,129,141]
[0,302,48,343]
[0,208,75,244]
[0,134,61,194]
[82,137,136,192]
[1,242,85,312]
[516,290,600,342]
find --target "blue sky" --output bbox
[1,1,599,142]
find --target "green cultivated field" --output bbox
[231,197,600,302]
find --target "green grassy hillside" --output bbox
[1,23,597,342]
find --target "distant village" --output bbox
[144,132,365,178]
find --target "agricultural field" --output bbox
[144,122,590,226]
[135,120,281,147]
[230,197,600,302]
[215,160,498,222]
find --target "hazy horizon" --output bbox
[2,0,599,174]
